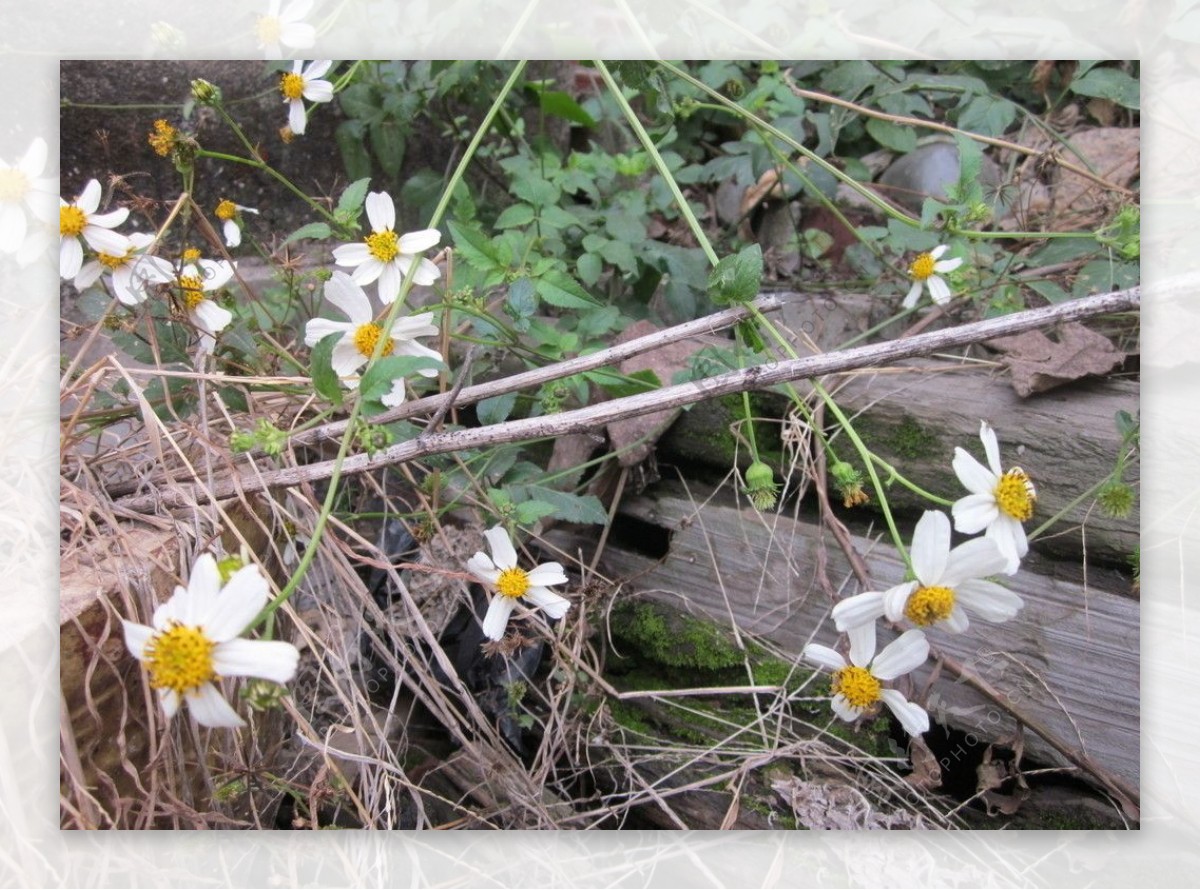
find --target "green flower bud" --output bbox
[744,460,778,511]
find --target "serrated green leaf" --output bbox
[337,178,372,215]
[506,277,539,320]
[370,120,406,179]
[282,222,332,245]
[866,118,917,153]
[537,90,597,127]
[476,391,518,425]
[577,252,603,286]
[447,220,504,273]
[495,203,536,229]
[507,485,609,525]
[336,120,372,183]
[309,332,344,408]
[515,500,558,524]
[536,270,600,308]
[707,243,763,305]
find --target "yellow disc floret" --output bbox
[98,251,129,270]
[148,119,178,157]
[60,205,86,236]
[143,623,217,696]
[215,199,237,220]
[181,247,202,263]
[179,274,206,311]
[832,664,881,709]
[496,567,531,599]
[908,252,936,281]
[904,585,956,626]
[0,167,29,202]
[994,467,1036,522]
[352,322,395,359]
[365,229,400,263]
[280,72,305,101]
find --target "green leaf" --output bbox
[447,220,505,273]
[956,94,1018,137]
[309,332,344,408]
[515,500,559,525]
[506,485,609,525]
[865,118,917,153]
[1024,279,1072,304]
[506,277,539,319]
[359,355,445,400]
[336,120,372,183]
[495,203,536,229]
[476,391,518,425]
[1071,67,1140,110]
[282,222,333,245]
[707,243,763,305]
[370,120,406,179]
[537,90,597,127]
[536,270,601,308]
[577,252,603,286]
[337,178,372,215]
[585,368,661,398]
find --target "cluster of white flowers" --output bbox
[804,421,1035,737]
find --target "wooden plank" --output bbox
[557,481,1139,792]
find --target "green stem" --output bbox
[868,453,955,507]
[196,149,340,226]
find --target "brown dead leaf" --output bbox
[976,743,1031,817]
[987,322,1125,397]
[905,735,943,792]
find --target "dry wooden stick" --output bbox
[114,287,1138,514]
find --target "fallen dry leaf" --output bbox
[987,322,1125,397]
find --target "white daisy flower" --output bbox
[73,231,175,306]
[803,626,931,737]
[303,270,443,402]
[59,179,131,280]
[902,244,962,309]
[171,258,236,352]
[255,0,315,59]
[466,525,571,641]
[121,553,300,728]
[214,199,260,248]
[0,136,56,256]
[832,510,1022,637]
[278,60,334,136]
[952,421,1037,575]
[332,191,441,304]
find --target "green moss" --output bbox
[612,601,743,673]
[884,416,941,461]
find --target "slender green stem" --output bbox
[595,60,719,267]
[868,453,955,507]
[196,149,340,226]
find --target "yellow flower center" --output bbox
[994,467,1036,522]
[352,322,395,359]
[180,275,206,311]
[496,567,530,599]
[908,252,936,281]
[215,199,237,220]
[148,119,177,157]
[0,167,29,202]
[904,585,956,626]
[832,665,881,709]
[60,204,87,236]
[280,72,305,101]
[143,623,217,696]
[366,229,400,263]
[256,15,282,44]
[98,251,129,270]
[181,247,202,263]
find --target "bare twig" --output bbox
[113,288,1138,514]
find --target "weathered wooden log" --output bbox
[552,481,1139,797]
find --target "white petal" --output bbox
[952,447,996,496]
[185,683,245,728]
[902,280,922,309]
[870,628,929,681]
[831,591,885,632]
[466,553,501,586]
[198,259,235,290]
[192,300,232,335]
[934,256,963,274]
[409,256,441,286]
[304,318,353,347]
[365,191,396,233]
[213,638,300,684]
[77,179,102,214]
[60,237,83,279]
[481,596,516,641]
[979,421,1003,477]
[525,562,568,588]
[304,59,333,79]
[288,99,307,136]
[203,565,270,641]
[881,581,918,623]
[393,339,444,375]
[173,554,222,626]
[389,312,440,340]
[955,580,1024,622]
[223,219,241,247]
[482,526,518,570]
[879,688,929,736]
[929,244,948,260]
[380,379,408,407]
[122,620,155,661]
[398,228,441,253]
[952,493,999,535]
[303,80,334,104]
[82,226,130,256]
[349,258,384,285]
[524,587,571,619]
[846,623,876,668]
[330,340,367,378]
[332,242,372,266]
[942,605,970,633]
[941,537,1008,587]
[987,517,1027,575]
[831,694,864,724]
[802,643,846,672]
[87,208,130,230]
[73,260,103,290]
[927,275,951,305]
[376,262,401,305]
[910,510,950,584]
[323,271,373,323]
[159,688,181,720]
